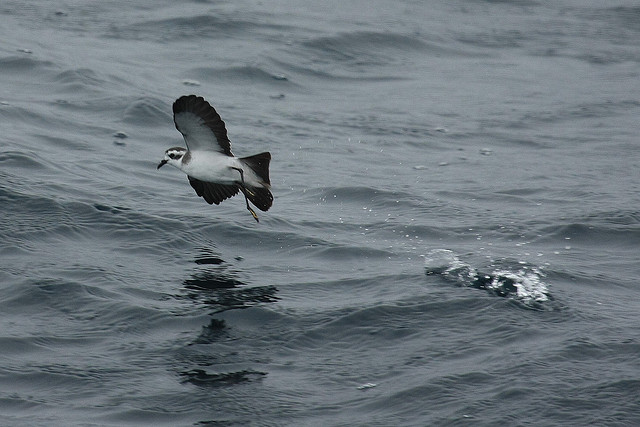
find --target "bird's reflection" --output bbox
[180,369,267,388]
[182,270,279,314]
[177,248,276,390]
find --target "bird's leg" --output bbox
[232,167,259,223]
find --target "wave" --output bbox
[531,209,640,248]
[106,13,292,42]
[603,6,640,32]
[271,29,469,82]
[518,100,640,127]
[186,65,295,87]
[301,31,433,61]
[313,185,413,205]
[0,55,55,73]
[0,150,49,170]
[122,96,170,126]
[0,186,176,255]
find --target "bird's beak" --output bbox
[157,159,168,170]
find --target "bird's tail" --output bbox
[239,152,273,212]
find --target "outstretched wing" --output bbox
[173,95,233,156]
[188,176,239,205]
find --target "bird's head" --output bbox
[157,147,187,170]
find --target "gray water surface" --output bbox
[1,1,639,425]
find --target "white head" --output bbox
[157,147,187,170]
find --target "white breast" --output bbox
[179,151,241,184]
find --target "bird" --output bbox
[157,95,272,222]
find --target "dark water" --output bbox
[1,1,640,425]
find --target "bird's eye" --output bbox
[168,153,175,159]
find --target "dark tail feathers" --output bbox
[240,152,273,212]
[240,152,271,185]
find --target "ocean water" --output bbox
[1,0,640,425]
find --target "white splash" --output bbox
[489,268,549,305]
[424,249,550,308]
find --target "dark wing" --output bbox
[173,95,233,156]
[188,176,239,205]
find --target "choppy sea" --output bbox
[1,1,640,425]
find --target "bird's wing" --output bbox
[173,95,233,156]
[188,176,239,205]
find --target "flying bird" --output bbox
[157,95,272,222]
